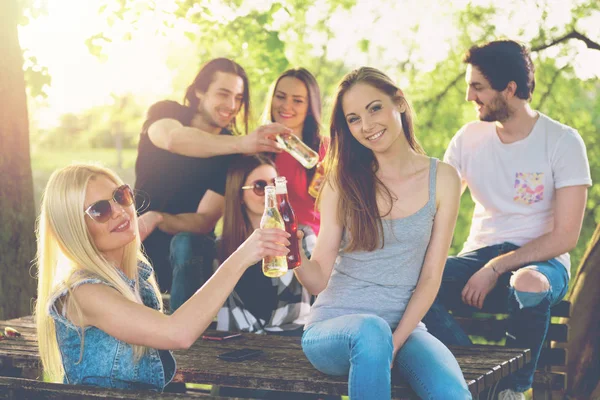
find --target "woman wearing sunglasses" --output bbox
[35,163,290,391]
[216,155,311,336]
[264,68,326,254]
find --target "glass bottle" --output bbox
[275,177,301,269]
[276,133,319,169]
[308,162,325,198]
[260,186,288,277]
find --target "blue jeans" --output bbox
[422,242,569,392]
[169,233,216,312]
[302,314,471,400]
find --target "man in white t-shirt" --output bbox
[423,40,592,399]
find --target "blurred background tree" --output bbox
[3,0,598,317]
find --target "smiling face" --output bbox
[196,71,245,130]
[242,164,278,223]
[84,175,137,265]
[271,76,309,135]
[342,82,406,153]
[465,64,511,122]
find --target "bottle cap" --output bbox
[274,176,288,194]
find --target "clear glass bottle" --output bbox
[275,177,301,269]
[308,162,325,198]
[260,185,288,277]
[276,133,319,169]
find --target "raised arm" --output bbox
[148,119,289,158]
[293,181,344,295]
[70,228,291,350]
[392,163,461,358]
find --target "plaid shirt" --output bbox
[216,227,316,334]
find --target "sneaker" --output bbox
[497,388,526,400]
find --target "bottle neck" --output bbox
[265,191,278,209]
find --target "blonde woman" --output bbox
[35,163,290,391]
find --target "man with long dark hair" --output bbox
[135,58,290,311]
[423,40,592,399]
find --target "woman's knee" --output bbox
[350,315,393,360]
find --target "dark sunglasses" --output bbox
[84,184,134,223]
[241,178,276,196]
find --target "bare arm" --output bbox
[137,211,163,241]
[148,119,289,157]
[293,181,344,295]
[485,185,587,274]
[392,163,461,354]
[157,190,224,235]
[71,228,291,350]
[462,185,588,309]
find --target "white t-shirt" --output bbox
[445,112,592,273]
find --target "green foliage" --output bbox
[25,0,600,284]
[32,94,145,149]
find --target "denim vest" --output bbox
[48,262,176,391]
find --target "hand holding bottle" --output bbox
[240,123,291,154]
[233,228,290,269]
[261,186,290,277]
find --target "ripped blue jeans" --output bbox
[422,242,568,392]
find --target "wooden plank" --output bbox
[550,301,570,318]
[0,320,529,398]
[0,376,240,399]
[533,370,566,391]
[455,317,568,343]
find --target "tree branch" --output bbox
[532,30,600,52]
[423,71,463,128]
[535,62,570,110]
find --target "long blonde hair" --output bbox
[34,163,162,382]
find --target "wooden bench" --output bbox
[0,316,531,399]
[454,299,570,399]
[0,376,249,399]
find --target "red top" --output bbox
[274,141,327,235]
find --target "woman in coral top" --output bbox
[264,67,326,254]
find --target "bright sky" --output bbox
[19,0,600,129]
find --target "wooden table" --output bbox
[1,316,531,399]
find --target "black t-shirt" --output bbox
[134,100,234,215]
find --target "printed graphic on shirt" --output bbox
[514,172,544,205]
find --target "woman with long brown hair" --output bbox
[264,68,326,253]
[216,155,311,335]
[294,67,471,399]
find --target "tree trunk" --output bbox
[0,0,37,319]
[566,222,600,399]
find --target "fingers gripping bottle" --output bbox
[274,177,301,269]
[260,186,288,277]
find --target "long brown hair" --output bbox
[266,67,322,186]
[219,155,277,261]
[324,67,424,252]
[183,58,251,135]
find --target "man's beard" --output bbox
[479,94,511,123]
[197,101,227,129]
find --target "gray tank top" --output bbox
[306,158,438,329]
